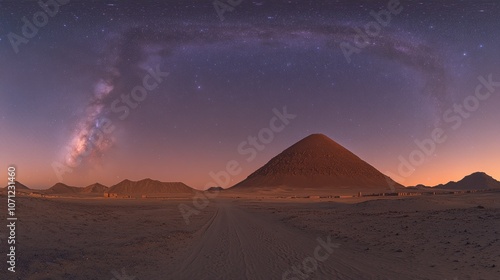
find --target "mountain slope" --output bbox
[231,134,403,192]
[434,172,500,190]
[4,181,30,190]
[107,179,194,195]
[46,183,81,194]
[82,183,109,193]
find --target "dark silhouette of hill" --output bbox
[82,183,109,193]
[3,181,30,190]
[434,172,500,190]
[107,178,194,195]
[46,183,81,194]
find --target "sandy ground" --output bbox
[0,193,499,279]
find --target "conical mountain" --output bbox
[434,172,500,190]
[231,134,403,193]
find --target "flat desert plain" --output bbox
[1,192,499,280]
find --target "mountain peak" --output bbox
[467,172,488,178]
[47,182,79,193]
[232,134,402,192]
[435,172,500,190]
[3,181,29,190]
[138,178,159,183]
[283,133,347,153]
[108,179,194,196]
[301,133,333,142]
[83,182,109,193]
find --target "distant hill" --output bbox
[4,181,29,190]
[231,133,403,193]
[434,172,500,190]
[206,186,224,192]
[46,183,81,194]
[26,180,192,197]
[405,184,433,190]
[107,179,194,196]
[82,183,109,193]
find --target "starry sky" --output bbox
[1,0,499,189]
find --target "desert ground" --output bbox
[1,191,499,280]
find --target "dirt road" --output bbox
[6,196,489,279]
[169,200,424,280]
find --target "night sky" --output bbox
[1,0,499,189]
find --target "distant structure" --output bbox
[103,192,114,198]
[29,192,45,198]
